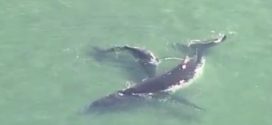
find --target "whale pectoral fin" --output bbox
[169,95,205,111]
[151,92,205,111]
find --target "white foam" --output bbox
[182,64,186,69]
[214,33,225,43]
[118,92,124,96]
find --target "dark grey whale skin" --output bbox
[92,45,159,78]
[88,35,227,112]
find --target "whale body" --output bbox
[88,34,227,112]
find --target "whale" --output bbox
[92,45,160,77]
[87,34,227,112]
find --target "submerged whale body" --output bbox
[87,34,227,112]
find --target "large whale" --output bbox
[87,34,227,112]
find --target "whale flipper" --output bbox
[169,95,205,111]
[151,92,204,111]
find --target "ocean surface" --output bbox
[0,0,271,125]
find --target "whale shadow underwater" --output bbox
[86,34,227,114]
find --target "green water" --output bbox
[1,0,272,125]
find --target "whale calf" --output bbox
[92,45,160,77]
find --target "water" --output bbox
[0,0,271,125]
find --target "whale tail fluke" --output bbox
[172,34,227,56]
[185,34,227,63]
[188,34,227,52]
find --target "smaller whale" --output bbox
[93,45,160,77]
